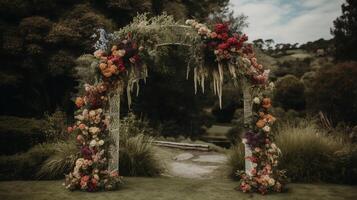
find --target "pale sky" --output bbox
[230,0,344,44]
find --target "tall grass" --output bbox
[227,142,245,179]
[276,120,345,182]
[119,114,162,176]
[37,141,78,179]
[228,119,357,184]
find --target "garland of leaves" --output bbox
[65,14,286,193]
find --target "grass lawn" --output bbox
[1,177,357,200]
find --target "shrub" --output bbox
[37,141,78,179]
[307,62,357,124]
[0,143,55,180]
[276,121,345,182]
[228,120,357,184]
[43,110,69,142]
[0,116,47,155]
[274,75,306,111]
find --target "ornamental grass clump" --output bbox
[275,121,348,183]
[118,114,162,177]
[228,120,357,184]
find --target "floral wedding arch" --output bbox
[65,14,286,194]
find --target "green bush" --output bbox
[37,141,78,179]
[0,143,55,180]
[276,121,345,183]
[306,62,357,124]
[0,116,47,155]
[228,120,357,184]
[274,74,306,111]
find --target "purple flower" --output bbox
[81,146,92,160]
[244,131,265,148]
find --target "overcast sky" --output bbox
[230,0,344,44]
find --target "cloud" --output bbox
[230,0,344,44]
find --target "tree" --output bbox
[331,0,357,61]
[307,62,357,124]
[264,39,274,52]
[0,0,229,118]
[252,39,264,49]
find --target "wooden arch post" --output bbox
[242,78,254,176]
[108,87,122,173]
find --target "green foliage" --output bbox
[331,0,357,61]
[48,51,76,76]
[0,143,55,180]
[227,142,245,179]
[37,141,78,179]
[19,16,52,43]
[274,58,312,78]
[43,110,69,142]
[0,116,47,154]
[276,121,356,183]
[118,114,162,176]
[228,120,357,184]
[307,62,357,124]
[274,75,306,111]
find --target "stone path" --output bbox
[155,146,228,179]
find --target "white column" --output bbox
[242,79,253,176]
[108,88,121,172]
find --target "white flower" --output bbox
[89,140,97,147]
[185,19,193,25]
[268,178,276,186]
[269,82,275,89]
[75,158,84,167]
[84,84,90,91]
[98,140,104,146]
[82,109,88,116]
[89,110,96,117]
[263,126,271,132]
[93,50,104,58]
[75,115,84,121]
[93,174,100,180]
[89,127,100,134]
[253,97,260,104]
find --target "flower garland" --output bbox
[65,36,145,191]
[237,95,286,194]
[185,20,270,107]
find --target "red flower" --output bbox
[217,33,229,40]
[118,64,126,72]
[240,34,248,42]
[227,37,238,45]
[217,42,229,50]
[214,23,229,34]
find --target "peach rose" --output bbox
[75,97,84,108]
[99,63,107,71]
[262,98,272,109]
[256,119,266,128]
